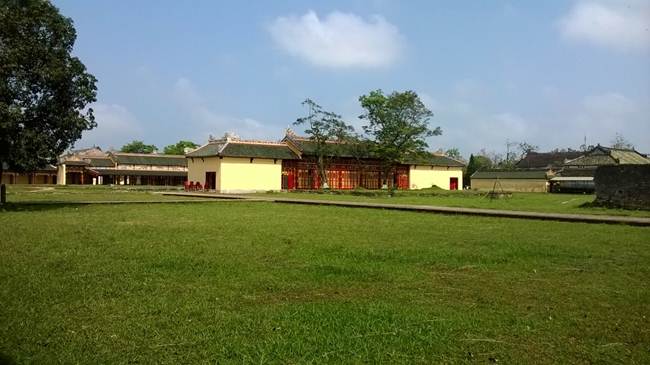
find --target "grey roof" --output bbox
[186,141,297,160]
[404,154,465,167]
[515,151,584,169]
[109,153,187,167]
[89,169,187,177]
[285,135,464,167]
[564,146,650,167]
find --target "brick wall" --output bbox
[594,165,650,209]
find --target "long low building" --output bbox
[470,170,551,192]
[1,163,58,185]
[58,147,187,186]
[186,131,465,193]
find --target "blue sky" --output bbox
[55,0,650,157]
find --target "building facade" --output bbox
[186,132,464,193]
[58,148,187,186]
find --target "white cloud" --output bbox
[559,1,650,52]
[268,10,403,68]
[77,103,143,149]
[173,77,280,142]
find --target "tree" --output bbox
[1,0,97,201]
[120,140,157,154]
[465,153,492,186]
[445,147,463,161]
[294,99,354,188]
[359,90,442,188]
[163,140,198,155]
[610,133,634,150]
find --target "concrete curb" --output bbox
[162,192,650,227]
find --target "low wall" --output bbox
[594,165,650,209]
[471,178,548,193]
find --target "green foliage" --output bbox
[163,140,198,155]
[294,99,354,188]
[0,0,97,173]
[445,147,463,161]
[120,140,157,154]
[464,154,493,185]
[359,90,441,184]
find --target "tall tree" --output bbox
[120,140,157,154]
[465,153,493,186]
[359,90,441,188]
[294,99,354,188]
[0,0,97,201]
[163,140,198,155]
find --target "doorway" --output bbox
[450,177,459,190]
[205,171,216,190]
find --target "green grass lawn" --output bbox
[4,185,204,203]
[257,190,650,217]
[1,201,648,363]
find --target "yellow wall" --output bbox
[187,157,221,188]
[409,165,463,190]
[471,179,548,192]
[219,157,282,193]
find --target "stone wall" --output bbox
[594,165,650,209]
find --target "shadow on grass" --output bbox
[0,352,16,365]
[0,202,89,212]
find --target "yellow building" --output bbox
[186,133,465,192]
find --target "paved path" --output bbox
[162,192,650,227]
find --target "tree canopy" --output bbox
[163,140,198,155]
[359,90,441,186]
[294,98,354,188]
[445,147,463,161]
[0,0,97,178]
[120,140,157,154]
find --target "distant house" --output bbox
[1,162,58,185]
[58,147,187,186]
[515,151,583,170]
[470,169,551,193]
[550,146,650,193]
[482,146,650,194]
[563,146,650,168]
[185,131,465,193]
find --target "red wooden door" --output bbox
[450,177,458,190]
[287,170,295,190]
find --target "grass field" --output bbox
[257,190,650,217]
[1,199,649,363]
[4,185,204,203]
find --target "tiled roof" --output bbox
[220,143,297,159]
[471,169,549,179]
[86,158,115,168]
[90,169,187,177]
[186,140,297,160]
[564,146,650,167]
[404,154,465,167]
[515,151,584,169]
[287,135,463,166]
[109,153,187,167]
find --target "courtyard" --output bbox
[1,187,648,363]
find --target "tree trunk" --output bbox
[0,162,5,204]
[318,155,329,189]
